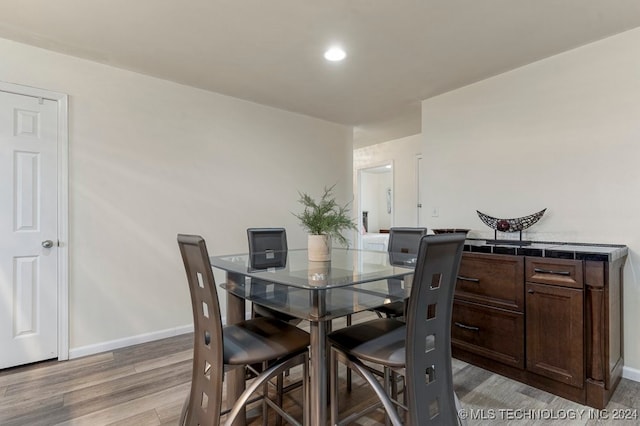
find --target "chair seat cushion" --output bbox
[224,317,309,365]
[328,318,406,368]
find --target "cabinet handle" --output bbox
[454,322,480,332]
[533,268,571,276]
[457,276,480,283]
[527,289,535,294]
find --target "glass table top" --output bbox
[212,248,417,321]
[210,248,416,290]
[221,278,410,322]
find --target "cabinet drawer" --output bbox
[455,253,524,311]
[526,258,583,289]
[451,300,524,369]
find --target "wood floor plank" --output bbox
[62,361,191,406]
[55,382,189,426]
[0,394,65,424]
[0,352,115,388]
[105,410,161,426]
[113,334,192,365]
[154,397,185,424]
[0,365,137,408]
[133,349,192,373]
[1,327,638,426]
[452,359,493,399]
[608,377,640,409]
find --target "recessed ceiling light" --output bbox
[324,47,346,62]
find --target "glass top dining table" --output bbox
[210,248,417,426]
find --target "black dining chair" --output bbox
[247,228,305,425]
[372,227,427,319]
[247,228,299,323]
[328,233,467,425]
[343,227,428,394]
[177,234,309,426]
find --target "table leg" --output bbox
[226,272,246,426]
[309,320,327,426]
[308,287,329,426]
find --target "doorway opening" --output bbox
[357,162,393,250]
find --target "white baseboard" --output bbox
[66,310,252,360]
[623,365,640,383]
[68,324,194,359]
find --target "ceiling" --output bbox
[1,1,639,147]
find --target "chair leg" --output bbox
[330,347,339,426]
[303,351,310,426]
[262,361,269,426]
[179,393,189,426]
[224,352,307,426]
[276,373,284,426]
[391,370,400,425]
[339,352,403,426]
[384,367,391,426]
[345,314,352,393]
[455,391,468,426]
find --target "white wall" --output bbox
[354,134,422,229]
[0,38,353,354]
[421,28,640,372]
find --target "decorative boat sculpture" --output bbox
[476,209,546,233]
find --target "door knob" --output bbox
[42,240,54,249]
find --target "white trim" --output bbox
[0,80,70,361]
[415,153,423,227]
[0,81,67,102]
[56,93,69,360]
[623,365,640,383]
[69,324,195,359]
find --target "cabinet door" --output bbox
[526,282,584,388]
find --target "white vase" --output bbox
[308,234,331,261]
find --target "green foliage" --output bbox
[293,184,358,247]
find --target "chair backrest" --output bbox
[247,228,288,270]
[387,227,427,254]
[178,234,224,426]
[404,233,465,425]
[387,227,427,310]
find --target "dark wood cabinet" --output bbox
[526,282,584,387]
[453,252,525,369]
[451,248,626,409]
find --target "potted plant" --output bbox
[294,184,358,261]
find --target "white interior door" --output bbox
[0,90,59,368]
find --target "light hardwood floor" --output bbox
[1,318,638,425]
